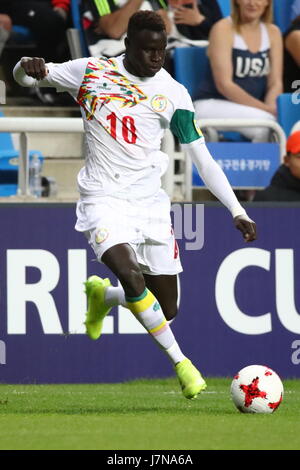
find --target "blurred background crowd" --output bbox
[0,0,299,201]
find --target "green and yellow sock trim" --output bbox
[125,288,156,315]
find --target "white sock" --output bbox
[166,342,186,365]
[105,286,127,308]
[126,288,186,365]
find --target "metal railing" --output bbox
[0,117,184,198]
[198,119,287,160]
[0,117,83,196]
[161,128,192,201]
[0,117,287,199]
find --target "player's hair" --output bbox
[127,10,166,40]
[231,0,273,30]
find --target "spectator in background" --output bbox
[167,0,222,44]
[82,0,168,57]
[0,0,70,62]
[291,0,300,21]
[0,13,11,56]
[194,0,283,142]
[83,0,222,58]
[284,14,300,93]
[0,0,71,104]
[254,130,300,201]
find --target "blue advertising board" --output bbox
[193,143,281,188]
[0,202,299,383]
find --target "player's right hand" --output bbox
[20,57,48,81]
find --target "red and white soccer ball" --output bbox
[231,365,284,414]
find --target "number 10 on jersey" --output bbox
[107,112,137,144]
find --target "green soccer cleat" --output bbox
[175,358,207,399]
[84,275,112,340]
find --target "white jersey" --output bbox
[34,55,204,198]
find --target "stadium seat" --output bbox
[173,46,209,100]
[277,93,300,137]
[217,0,231,17]
[67,0,89,58]
[273,0,294,32]
[0,110,43,196]
[173,47,248,142]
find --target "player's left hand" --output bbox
[234,214,257,242]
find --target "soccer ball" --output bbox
[230,365,284,414]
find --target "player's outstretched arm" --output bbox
[14,56,89,94]
[183,140,257,243]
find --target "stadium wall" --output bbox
[0,202,300,382]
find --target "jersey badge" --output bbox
[95,228,109,244]
[151,95,168,112]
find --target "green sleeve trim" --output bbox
[170,109,203,144]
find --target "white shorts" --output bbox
[75,189,183,275]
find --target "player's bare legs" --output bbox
[100,244,185,365]
[143,274,178,321]
[102,245,179,321]
[102,243,146,298]
[102,247,179,320]
[85,243,206,399]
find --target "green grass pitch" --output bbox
[0,378,299,450]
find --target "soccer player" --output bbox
[13,10,256,400]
